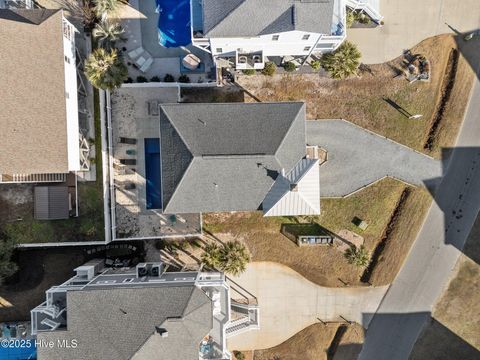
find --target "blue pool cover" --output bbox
[156,0,191,48]
[144,138,162,210]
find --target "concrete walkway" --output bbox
[306,120,441,197]
[348,0,480,64]
[226,262,388,351]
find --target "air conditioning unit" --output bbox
[136,263,162,278]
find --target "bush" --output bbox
[283,61,296,72]
[344,245,370,267]
[136,76,148,83]
[201,241,250,276]
[233,351,245,360]
[0,237,18,285]
[178,74,190,83]
[242,69,256,76]
[163,73,175,82]
[346,9,355,28]
[124,77,133,83]
[310,60,321,71]
[320,40,361,79]
[150,76,161,82]
[261,61,276,76]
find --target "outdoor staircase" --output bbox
[0,173,68,183]
[345,0,383,22]
[225,316,253,337]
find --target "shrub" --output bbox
[136,76,148,83]
[201,241,250,276]
[124,77,133,83]
[150,76,161,82]
[320,41,361,79]
[0,237,18,285]
[163,73,175,82]
[261,61,276,76]
[178,74,190,83]
[344,245,370,267]
[346,9,355,27]
[283,61,296,72]
[242,69,256,76]
[310,60,321,71]
[233,351,245,360]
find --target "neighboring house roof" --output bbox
[159,102,306,213]
[263,158,320,216]
[34,186,70,220]
[0,9,70,174]
[202,0,335,37]
[37,286,213,360]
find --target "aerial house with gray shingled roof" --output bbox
[190,0,382,70]
[109,86,320,240]
[158,102,320,215]
[0,8,82,184]
[31,259,259,360]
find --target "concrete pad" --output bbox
[226,262,388,351]
[348,0,480,64]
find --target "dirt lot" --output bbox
[251,322,364,360]
[237,35,475,158]
[410,215,480,359]
[204,178,431,287]
[0,182,104,243]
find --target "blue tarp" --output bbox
[156,0,191,48]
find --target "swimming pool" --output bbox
[144,138,162,210]
[156,0,191,48]
[0,345,37,360]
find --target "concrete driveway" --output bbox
[348,0,480,64]
[306,120,441,197]
[226,262,388,351]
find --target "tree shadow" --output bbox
[423,147,480,265]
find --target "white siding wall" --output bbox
[63,18,80,171]
[208,30,344,58]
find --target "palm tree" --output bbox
[320,41,361,79]
[344,245,370,268]
[201,241,251,276]
[220,241,250,276]
[201,243,222,269]
[93,0,125,18]
[93,20,125,48]
[84,48,128,90]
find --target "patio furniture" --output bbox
[128,46,144,60]
[139,57,154,73]
[182,53,201,70]
[135,55,147,67]
[119,137,137,144]
[120,159,136,165]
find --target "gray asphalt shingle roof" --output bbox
[202,0,335,37]
[159,102,306,213]
[37,286,212,360]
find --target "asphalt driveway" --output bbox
[226,262,387,351]
[306,120,442,197]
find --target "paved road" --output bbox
[348,0,480,64]
[226,262,388,351]
[359,64,480,358]
[306,120,441,197]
